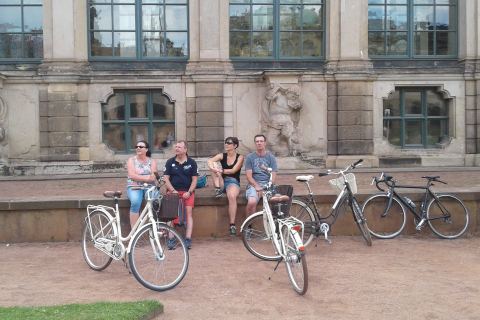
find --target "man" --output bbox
[163,140,198,249]
[244,134,278,216]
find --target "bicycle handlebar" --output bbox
[318,159,363,177]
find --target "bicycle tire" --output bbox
[426,194,469,239]
[362,194,406,239]
[241,213,281,261]
[289,198,316,247]
[284,229,308,295]
[351,197,372,246]
[81,210,115,271]
[129,222,189,291]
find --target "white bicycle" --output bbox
[240,168,308,295]
[81,174,189,291]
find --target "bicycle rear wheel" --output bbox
[427,194,469,239]
[241,213,281,261]
[362,194,406,239]
[284,229,308,295]
[129,222,189,291]
[289,198,316,247]
[351,197,372,246]
[81,210,114,271]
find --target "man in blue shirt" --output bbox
[244,134,278,216]
[164,140,198,249]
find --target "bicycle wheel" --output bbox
[81,210,115,271]
[351,197,372,246]
[241,213,281,261]
[284,229,308,295]
[427,194,469,239]
[129,222,189,291]
[362,194,406,239]
[289,198,316,247]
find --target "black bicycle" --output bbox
[362,172,469,239]
[289,159,372,247]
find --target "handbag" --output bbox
[157,193,181,222]
[196,174,208,188]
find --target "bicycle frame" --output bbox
[86,185,164,261]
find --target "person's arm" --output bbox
[127,158,155,183]
[223,154,244,175]
[207,153,223,173]
[163,175,177,193]
[183,162,198,199]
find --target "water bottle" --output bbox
[403,196,416,209]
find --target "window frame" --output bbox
[87,0,190,61]
[0,0,43,63]
[102,89,176,154]
[383,87,450,149]
[229,0,326,61]
[368,0,458,60]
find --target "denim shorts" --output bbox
[127,187,144,214]
[223,176,240,191]
[245,185,260,201]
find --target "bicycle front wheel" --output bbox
[129,223,189,291]
[81,210,114,271]
[241,213,281,261]
[351,197,372,246]
[284,230,308,295]
[289,198,316,247]
[427,194,469,239]
[362,194,406,239]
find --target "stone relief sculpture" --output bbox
[261,83,303,156]
[0,96,7,163]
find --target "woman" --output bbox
[207,137,244,236]
[127,140,158,228]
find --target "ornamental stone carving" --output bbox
[0,96,6,143]
[261,83,303,156]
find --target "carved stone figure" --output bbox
[261,83,303,156]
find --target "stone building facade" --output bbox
[0,0,479,175]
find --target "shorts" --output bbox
[223,177,240,191]
[176,191,195,208]
[245,185,260,202]
[127,187,144,214]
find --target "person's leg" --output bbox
[226,183,240,235]
[185,206,193,238]
[245,186,260,216]
[127,188,143,228]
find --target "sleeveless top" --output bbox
[127,157,152,187]
[220,153,241,183]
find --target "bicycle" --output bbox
[81,173,189,291]
[362,172,469,239]
[288,159,372,247]
[240,167,309,295]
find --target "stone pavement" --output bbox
[0,166,479,201]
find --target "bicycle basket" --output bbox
[157,193,181,222]
[269,185,293,217]
[328,173,357,195]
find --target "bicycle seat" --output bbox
[103,191,122,198]
[269,194,290,203]
[296,175,314,182]
[422,176,440,181]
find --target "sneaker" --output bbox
[167,238,176,250]
[184,238,192,249]
[214,188,224,198]
[229,225,237,236]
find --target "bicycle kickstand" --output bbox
[320,223,332,244]
[268,259,283,281]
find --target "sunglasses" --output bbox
[135,145,146,149]
[225,141,234,145]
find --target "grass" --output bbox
[0,300,163,320]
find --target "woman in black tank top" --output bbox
[207,137,245,235]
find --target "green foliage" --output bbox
[0,300,163,320]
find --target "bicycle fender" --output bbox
[240,211,265,232]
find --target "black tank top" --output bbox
[220,153,241,183]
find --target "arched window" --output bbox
[383,87,451,148]
[229,0,325,60]
[368,0,457,58]
[0,0,43,61]
[102,90,175,153]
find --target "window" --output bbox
[383,87,451,148]
[88,0,188,60]
[0,0,43,61]
[229,0,324,59]
[368,0,457,58]
[102,90,175,153]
